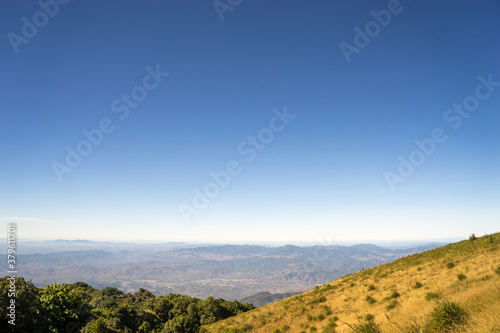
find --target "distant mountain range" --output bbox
[14,240,448,301]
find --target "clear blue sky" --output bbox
[1,0,499,243]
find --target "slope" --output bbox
[203,233,500,333]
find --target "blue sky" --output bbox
[1,0,499,243]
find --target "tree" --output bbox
[0,276,48,332]
[37,283,82,332]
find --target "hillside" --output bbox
[203,233,500,333]
[240,292,302,307]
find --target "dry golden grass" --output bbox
[203,232,500,333]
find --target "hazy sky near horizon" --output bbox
[1,0,499,243]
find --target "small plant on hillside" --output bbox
[412,281,423,289]
[310,326,318,332]
[321,305,332,316]
[309,296,327,305]
[352,314,382,333]
[424,300,469,332]
[385,300,399,311]
[384,291,400,301]
[457,273,467,281]
[493,265,500,275]
[365,296,377,305]
[425,292,441,301]
[446,262,455,269]
[367,284,376,291]
[469,233,477,241]
[322,317,338,333]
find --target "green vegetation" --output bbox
[365,296,377,305]
[385,300,399,311]
[446,262,455,269]
[383,291,400,301]
[353,314,381,333]
[309,296,327,305]
[425,301,469,332]
[457,273,467,281]
[425,292,442,301]
[412,281,423,289]
[493,265,500,275]
[367,284,376,291]
[0,278,253,332]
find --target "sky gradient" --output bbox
[1,0,499,243]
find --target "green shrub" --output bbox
[321,305,332,316]
[322,317,338,333]
[446,262,455,269]
[412,281,423,289]
[281,324,290,331]
[353,314,382,333]
[367,284,376,291]
[493,265,500,275]
[457,273,467,281]
[365,296,377,305]
[384,291,400,301]
[310,326,317,332]
[385,300,399,310]
[425,301,469,332]
[309,296,327,305]
[469,233,477,241]
[317,314,325,321]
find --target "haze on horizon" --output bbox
[1,1,499,244]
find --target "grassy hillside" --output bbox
[203,233,500,333]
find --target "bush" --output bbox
[365,296,377,305]
[365,314,375,321]
[469,233,477,241]
[385,300,399,310]
[412,281,423,289]
[309,296,327,305]
[384,291,400,300]
[493,265,500,275]
[353,314,382,333]
[322,317,338,333]
[321,305,332,316]
[367,284,376,291]
[457,273,467,281]
[446,262,455,269]
[425,301,469,332]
